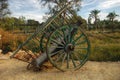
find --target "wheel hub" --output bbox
[65,44,74,52]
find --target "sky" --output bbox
[8,0,120,22]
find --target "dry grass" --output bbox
[86,32,120,61]
[0,28,27,53]
[0,28,120,61]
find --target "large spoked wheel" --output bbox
[46,26,90,71]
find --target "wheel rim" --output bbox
[46,26,90,71]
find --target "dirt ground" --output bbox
[0,58,120,80]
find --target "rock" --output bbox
[0,49,2,53]
[14,50,26,59]
[0,49,2,56]
[7,52,13,56]
[13,50,38,62]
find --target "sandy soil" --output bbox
[0,58,120,80]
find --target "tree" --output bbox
[40,0,82,15]
[88,14,92,30]
[0,0,10,18]
[40,0,83,31]
[90,9,100,30]
[107,11,119,32]
[107,11,119,22]
[70,14,87,29]
[0,17,15,31]
[27,19,40,30]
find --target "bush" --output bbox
[0,28,27,54]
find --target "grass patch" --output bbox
[89,44,120,61]
[87,32,120,61]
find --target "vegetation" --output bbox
[0,0,10,18]
[87,32,120,61]
[106,11,119,32]
[0,29,27,53]
[0,16,41,31]
[0,0,120,61]
[89,9,100,30]
[88,11,120,32]
[41,0,82,15]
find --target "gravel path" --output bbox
[0,59,120,80]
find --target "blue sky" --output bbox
[8,0,120,22]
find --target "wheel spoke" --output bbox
[75,39,87,45]
[68,27,71,43]
[70,28,75,43]
[50,49,64,56]
[51,45,64,49]
[73,53,82,64]
[61,53,67,66]
[70,52,76,68]
[50,38,64,46]
[55,52,64,62]
[67,53,70,69]
[57,31,66,44]
[62,29,67,43]
[75,47,88,50]
[70,28,78,42]
[72,33,84,44]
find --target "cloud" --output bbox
[81,0,97,7]
[9,0,48,22]
[116,16,120,21]
[99,12,108,20]
[81,0,120,12]
[9,0,23,10]
[79,0,120,21]
[9,0,120,22]
[97,0,120,10]
[11,12,45,23]
[9,0,43,10]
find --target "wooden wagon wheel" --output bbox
[46,26,90,71]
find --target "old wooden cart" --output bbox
[11,2,90,71]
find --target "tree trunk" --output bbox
[111,19,114,32]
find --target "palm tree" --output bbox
[107,11,118,22]
[90,9,100,30]
[107,11,119,32]
[88,14,92,30]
